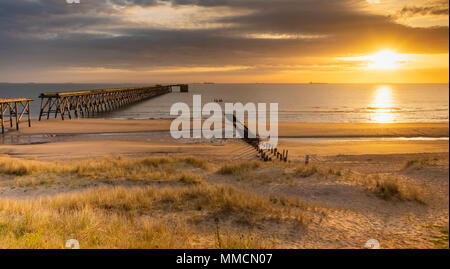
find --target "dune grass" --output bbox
[0,204,191,249]
[368,176,426,203]
[295,165,319,178]
[0,156,209,184]
[217,161,261,177]
[0,154,437,248]
[14,175,61,188]
[218,161,345,181]
[0,183,312,248]
[373,178,401,200]
[295,164,346,178]
[178,172,204,184]
[182,157,210,170]
[402,156,447,170]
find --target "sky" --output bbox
[0,0,448,83]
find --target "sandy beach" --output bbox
[9,119,450,137]
[1,119,448,160]
[0,119,448,249]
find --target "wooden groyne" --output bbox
[228,113,289,162]
[0,98,33,134]
[38,85,188,120]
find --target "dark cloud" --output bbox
[398,0,449,17]
[0,0,448,81]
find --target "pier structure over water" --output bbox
[38,84,188,120]
[0,98,33,134]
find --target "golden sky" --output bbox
[0,0,448,83]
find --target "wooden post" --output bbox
[39,98,44,121]
[1,103,4,134]
[27,100,31,127]
[47,98,52,119]
[15,102,19,130]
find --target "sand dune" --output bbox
[0,119,448,249]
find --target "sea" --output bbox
[0,83,448,123]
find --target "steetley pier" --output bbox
[38,84,188,120]
[0,98,33,134]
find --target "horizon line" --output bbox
[0,82,449,85]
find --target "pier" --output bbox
[0,98,33,134]
[38,84,188,120]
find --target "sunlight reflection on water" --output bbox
[370,86,396,123]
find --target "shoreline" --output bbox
[4,119,449,138]
[0,119,447,161]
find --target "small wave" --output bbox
[365,107,402,110]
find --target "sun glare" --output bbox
[368,50,405,70]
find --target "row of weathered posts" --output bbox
[0,98,32,134]
[258,146,289,162]
[230,113,289,163]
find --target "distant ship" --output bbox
[203,82,215,84]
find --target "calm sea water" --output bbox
[0,83,448,123]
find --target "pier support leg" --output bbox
[14,102,19,131]
[27,101,31,127]
[1,103,4,134]
[9,104,13,128]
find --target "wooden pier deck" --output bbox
[38,85,188,120]
[0,98,33,134]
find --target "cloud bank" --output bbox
[0,0,448,82]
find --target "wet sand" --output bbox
[6,119,449,137]
[0,119,448,161]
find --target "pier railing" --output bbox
[0,98,33,133]
[38,85,187,120]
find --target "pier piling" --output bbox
[0,98,33,134]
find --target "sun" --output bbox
[368,50,405,70]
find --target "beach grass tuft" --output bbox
[402,157,445,170]
[371,176,426,204]
[217,161,261,177]
[295,165,319,178]
[178,172,204,184]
